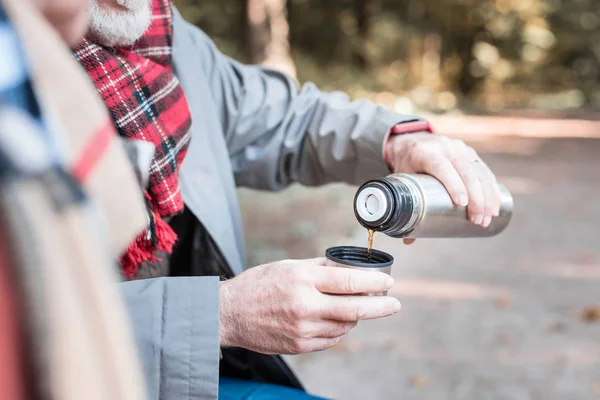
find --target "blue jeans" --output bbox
[219,378,327,400]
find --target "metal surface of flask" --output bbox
[353,173,513,238]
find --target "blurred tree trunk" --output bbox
[456,28,483,95]
[354,0,379,68]
[243,0,297,80]
[406,0,426,86]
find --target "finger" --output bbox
[321,295,402,322]
[478,160,502,217]
[295,257,328,266]
[422,153,469,208]
[403,238,416,245]
[280,257,328,268]
[472,159,496,227]
[308,320,357,339]
[286,337,343,355]
[450,146,486,225]
[311,267,394,295]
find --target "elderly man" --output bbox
[70,0,503,398]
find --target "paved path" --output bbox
[239,135,600,400]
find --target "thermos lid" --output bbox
[354,186,389,222]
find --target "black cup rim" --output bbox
[326,246,394,268]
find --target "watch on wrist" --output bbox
[390,120,434,135]
[384,120,435,167]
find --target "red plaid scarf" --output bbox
[73,0,191,278]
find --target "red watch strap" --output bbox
[384,120,435,167]
[390,120,434,135]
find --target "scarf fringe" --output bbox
[120,216,178,279]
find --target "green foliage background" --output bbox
[175,0,600,112]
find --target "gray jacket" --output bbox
[120,8,420,399]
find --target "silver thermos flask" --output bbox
[353,173,513,238]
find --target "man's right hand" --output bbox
[219,258,401,355]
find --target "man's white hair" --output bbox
[88,0,153,47]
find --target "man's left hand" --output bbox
[385,132,501,231]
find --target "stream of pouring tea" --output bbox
[367,229,375,262]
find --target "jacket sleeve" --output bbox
[173,8,422,190]
[120,277,220,400]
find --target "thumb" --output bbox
[300,257,328,266]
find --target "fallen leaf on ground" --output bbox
[494,294,512,309]
[329,339,367,354]
[581,306,600,323]
[578,252,597,266]
[410,375,428,389]
[329,343,346,354]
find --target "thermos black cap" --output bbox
[354,180,394,229]
[354,177,416,234]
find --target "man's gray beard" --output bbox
[88,0,153,47]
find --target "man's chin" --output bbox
[88,2,152,47]
[87,31,143,48]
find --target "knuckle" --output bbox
[287,266,311,285]
[352,303,364,321]
[344,271,357,293]
[287,265,303,279]
[404,137,419,155]
[411,145,445,169]
[336,301,357,321]
[421,149,445,168]
[291,321,311,338]
[331,336,344,347]
[438,136,453,149]
[406,135,421,147]
[289,297,310,320]
[469,201,485,215]
[451,138,466,149]
[413,140,434,155]
[290,339,308,354]
[342,321,357,334]
[447,148,462,164]
[455,149,476,166]
[465,146,478,159]
[437,135,451,144]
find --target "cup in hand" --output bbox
[325,246,394,296]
